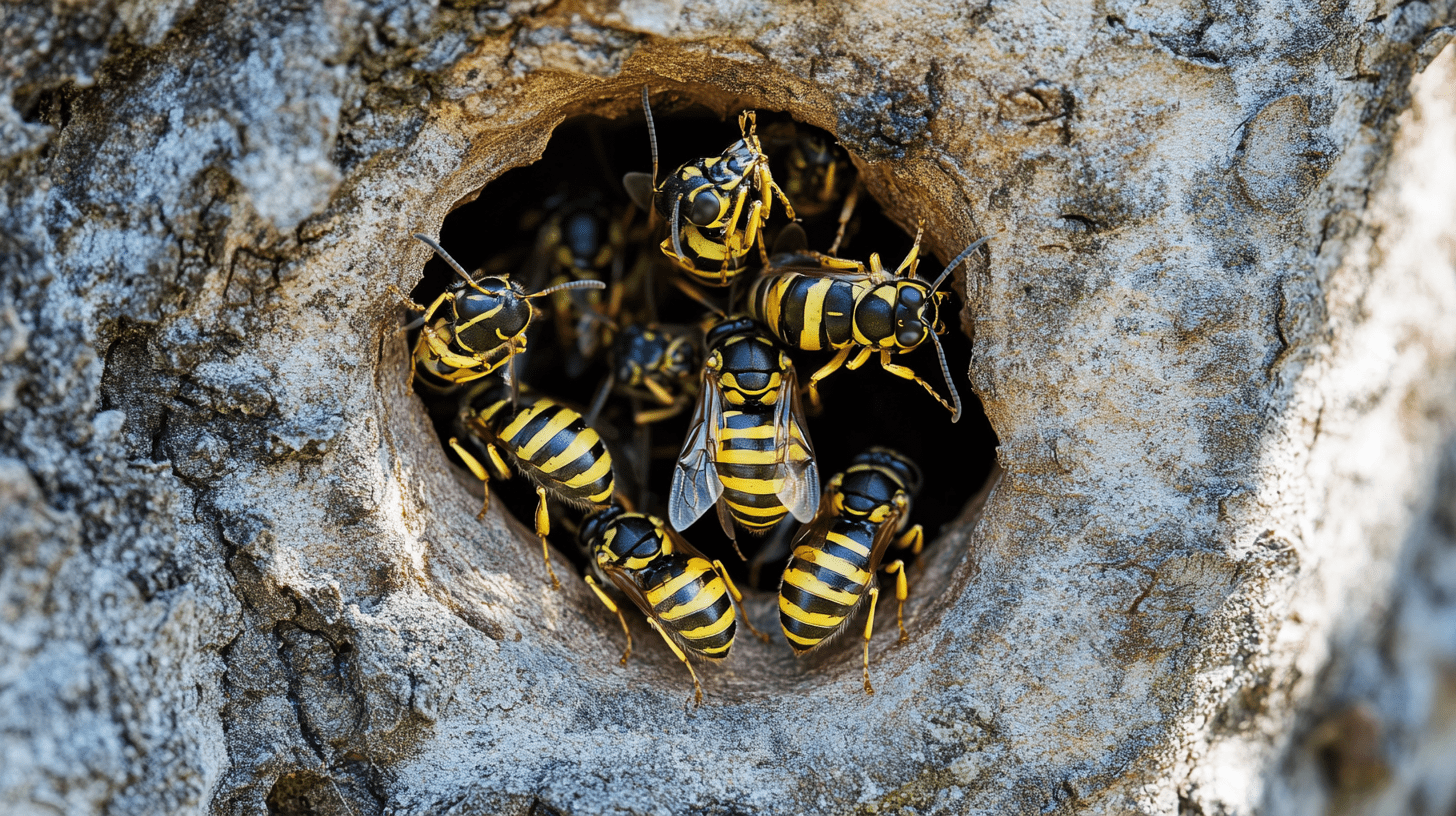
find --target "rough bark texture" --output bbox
[3,1,1456,814]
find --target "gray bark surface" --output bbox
[3,1,1455,814]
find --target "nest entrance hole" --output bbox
[410,98,999,593]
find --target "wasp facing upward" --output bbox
[579,506,765,705]
[624,87,795,286]
[779,447,924,694]
[669,317,819,551]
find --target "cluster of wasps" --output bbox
[404,89,987,705]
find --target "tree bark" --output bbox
[3,1,1455,814]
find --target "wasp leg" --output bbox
[763,167,797,222]
[804,347,853,412]
[739,198,768,268]
[533,485,562,590]
[879,350,955,415]
[894,220,926,278]
[882,559,910,643]
[635,395,690,425]
[896,523,925,556]
[862,586,881,695]
[448,437,502,518]
[713,560,770,643]
[586,576,633,665]
[828,181,862,255]
[648,618,703,707]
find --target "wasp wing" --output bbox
[668,368,725,532]
[863,502,909,577]
[622,172,656,213]
[771,363,820,523]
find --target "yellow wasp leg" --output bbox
[534,485,562,590]
[642,376,675,406]
[448,437,495,518]
[805,347,853,412]
[882,559,910,643]
[845,346,875,371]
[894,221,926,278]
[713,560,770,643]
[585,576,632,665]
[761,165,796,221]
[880,350,955,416]
[648,618,703,707]
[635,395,690,425]
[897,523,925,556]
[828,182,861,256]
[862,586,881,695]
[741,198,768,268]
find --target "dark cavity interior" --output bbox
[410,103,999,590]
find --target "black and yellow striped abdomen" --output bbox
[749,272,860,352]
[716,409,791,532]
[486,398,615,507]
[638,556,737,658]
[779,521,877,652]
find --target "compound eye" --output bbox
[688,190,723,226]
[897,323,925,347]
[899,286,924,309]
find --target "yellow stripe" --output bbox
[795,548,871,584]
[564,453,612,488]
[717,448,777,465]
[659,582,727,620]
[697,642,732,656]
[519,409,579,459]
[677,610,735,639]
[501,402,550,441]
[719,423,776,439]
[587,483,615,503]
[725,501,786,518]
[719,475,782,492]
[779,595,845,628]
[783,628,822,647]
[540,429,600,474]
[763,278,784,332]
[799,278,833,351]
[645,563,711,606]
[783,567,861,606]
[825,530,871,558]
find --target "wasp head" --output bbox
[889,281,937,350]
[451,278,531,352]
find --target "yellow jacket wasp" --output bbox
[450,379,617,590]
[778,447,924,694]
[747,222,989,422]
[623,87,795,286]
[409,233,606,389]
[579,506,765,706]
[668,316,819,552]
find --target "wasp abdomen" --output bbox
[641,558,737,657]
[751,273,857,352]
[779,523,876,652]
[495,399,615,506]
[717,409,790,532]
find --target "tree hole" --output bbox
[406,99,998,599]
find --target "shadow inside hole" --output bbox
[411,106,998,593]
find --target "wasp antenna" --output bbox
[413,233,475,285]
[506,349,520,412]
[928,234,992,294]
[528,278,609,298]
[642,85,659,190]
[668,197,687,263]
[929,329,963,423]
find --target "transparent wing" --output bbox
[668,369,725,532]
[622,172,656,213]
[771,363,820,523]
[863,502,908,576]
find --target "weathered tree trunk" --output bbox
[3,1,1455,813]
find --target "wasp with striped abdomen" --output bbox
[579,506,766,705]
[409,233,606,391]
[778,447,924,694]
[747,223,989,422]
[450,379,617,589]
[623,88,795,286]
[668,316,819,552]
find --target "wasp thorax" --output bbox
[452,284,530,350]
[600,514,666,565]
